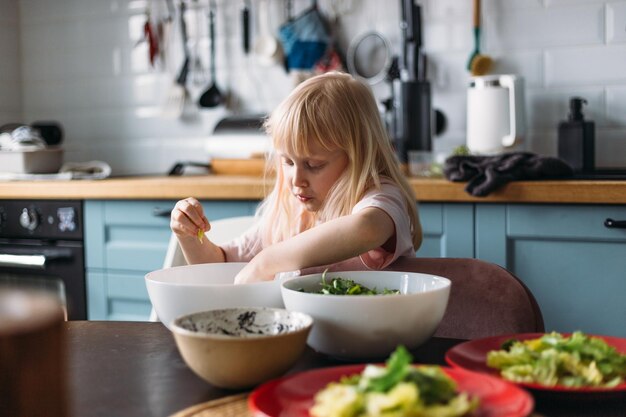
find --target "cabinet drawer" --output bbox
[86,270,152,321]
[508,205,626,241]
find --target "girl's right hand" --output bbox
[170,197,209,240]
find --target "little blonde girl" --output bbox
[171,72,421,283]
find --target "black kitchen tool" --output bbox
[391,0,431,162]
[198,0,224,108]
[401,0,422,81]
[242,0,250,54]
[168,161,211,176]
[31,121,64,146]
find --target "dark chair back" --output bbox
[386,257,545,339]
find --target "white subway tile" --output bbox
[607,1,626,44]
[423,0,471,20]
[526,129,558,156]
[544,0,607,6]
[0,111,23,126]
[484,0,544,10]
[19,0,133,22]
[596,129,626,168]
[606,86,626,126]
[22,74,169,111]
[0,25,20,82]
[424,21,473,53]
[0,0,18,22]
[0,81,22,111]
[484,4,604,51]
[490,50,544,88]
[21,15,132,51]
[545,45,626,86]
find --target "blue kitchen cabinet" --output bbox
[418,203,474,258]
[85,200,257,321]
[475,204,626,337]
[85,199,626,336]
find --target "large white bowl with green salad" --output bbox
[280,270,451,360]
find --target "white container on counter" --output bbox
[0,147,64,174]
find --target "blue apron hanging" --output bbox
[278,6,330,71]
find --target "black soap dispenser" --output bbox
[558,97,595,173]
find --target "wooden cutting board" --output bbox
[210,158,268,176]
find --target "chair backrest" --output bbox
[386,257,545,339]
[162,215,256,269]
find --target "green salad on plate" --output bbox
[487,331,626,388]
[311,346,479,417]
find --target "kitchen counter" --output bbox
[0,175,625,203]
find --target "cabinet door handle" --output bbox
[152,208,172,218]
[604,218,626,229]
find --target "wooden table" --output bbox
[65,321,626,417]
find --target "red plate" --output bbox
[445,333,626,393]
[249,364,533,417]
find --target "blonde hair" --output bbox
[257,72,422,249]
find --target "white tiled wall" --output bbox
[0,0,21,126]
[3,0,626,174]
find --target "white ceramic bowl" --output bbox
[171,307,313,389]
[281,271,451,360]
[145,263,283,330]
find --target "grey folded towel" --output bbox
[444,152,573,197]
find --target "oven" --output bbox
[0,200,86,320]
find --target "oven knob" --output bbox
[19,208,39,231]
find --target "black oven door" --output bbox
[0,240,86,320]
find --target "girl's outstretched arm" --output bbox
[234,207,395,283]
[171,197,226,264]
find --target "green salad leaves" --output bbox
[487,331,626,388]
[311,346,479,417]
[305,270,400,296]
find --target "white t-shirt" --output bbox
[221,180,416,270]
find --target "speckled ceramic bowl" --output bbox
[171,307,313,389]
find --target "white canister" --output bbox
[466,74,525,154]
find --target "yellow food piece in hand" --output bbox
[197,229,204,244]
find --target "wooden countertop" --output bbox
[0,175,625,204]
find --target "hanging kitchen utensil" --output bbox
[467,0,492,76]
[145,7,159,67]
[278,3,329,71]
[254,0,282,66]
[198,0,224,108]
[345,2,386,83]
[346,31,391,85]
[190,0,206,86]
[158,0,176,66]
[134,4,159,67]
[242,0,250,54]
[162,1,192,118]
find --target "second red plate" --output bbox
[445,332,626,393]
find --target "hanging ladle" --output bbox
[198,0,223,108]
